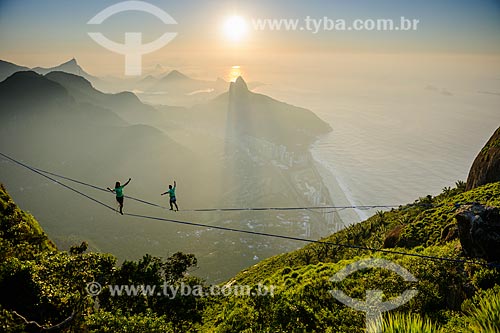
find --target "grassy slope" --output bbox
[202,182,500,332]
[0,184,57,259]
[232,182,500,285]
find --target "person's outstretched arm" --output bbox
[174,180,176,188]
[123,178,132,187]
[107,187,115,193]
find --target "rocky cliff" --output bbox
[466,126,500,190]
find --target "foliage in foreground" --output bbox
[202,182,500,332]
[379,313,443,333]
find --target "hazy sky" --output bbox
[0,0,500,76]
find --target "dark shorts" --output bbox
[116,196,124,204]
[170,196,176,203]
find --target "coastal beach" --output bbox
[309,92,500,226]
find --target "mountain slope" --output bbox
[0,184,56,260]
[139,69,229,106]
[232,182,500,285]
[226,76,331,150]
[0,70,190,184]
[161,69,191,82]
[201,127,500,330]
[202,181,500,332]
[32,58,98,83]
[149,69,220,91]
[466,126,500,190]
[160,76,331,151]
[0,185,119,332]
[1,57,105,91]
[0,70,124,128]
[44,71,170,125]
[0,71,70,109]
[0,60,30,82]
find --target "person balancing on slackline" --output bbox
[161,180,179,211]
[107,178,131,215]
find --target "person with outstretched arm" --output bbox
[107,178,131,215]
[161,180,179,211]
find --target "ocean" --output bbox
[253,54,500,225]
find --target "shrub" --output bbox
[379,312,443,333]
[464,286,500,333]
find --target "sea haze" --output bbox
[252,53,500,223]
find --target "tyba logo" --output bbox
[329,258,418,333]
[87,1,177,76]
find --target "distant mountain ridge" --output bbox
[162,69,191,81]
[0,68,329,152]
[0,58,265,107]
[155,75,331,151]
[0,69,188,168]
[0,59,30,82]
[43,71,167,125]
[32,58,99,83]
[0,71,71,109]
[0,58,102,89]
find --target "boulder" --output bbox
[441,222,459,243]
[383,225,404,248]
[455,203,500,261]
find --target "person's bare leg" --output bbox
[169,201,173,210]
[120,203,124,215]
[174,202,179,211]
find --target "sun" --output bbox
[223,15,248,42]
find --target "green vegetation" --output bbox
[379,313,443,333]
[462,286,500,332]
[0,184,203,332]
[0,182,499,332]
[0,184,56,260]
[481,138,500,155]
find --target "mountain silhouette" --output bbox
[149,69,217,90]
[0,58,265,107]
[0,60,30,82]
[134,75,158,90]
[139,69,229,106]
[0,70,189,176]
[44,71,168,125]
[183,76,331,150]
[230,76,249,93]
[162,69,191,81]
[32,58,100,86]
[0,71,69,105]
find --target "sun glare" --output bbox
[223,16,248,42]
[229,65,242,82]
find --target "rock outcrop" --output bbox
[466,126,500,190]
[456,203,500,261]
